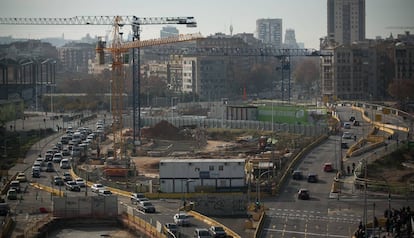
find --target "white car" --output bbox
[173,212,190,226]
[52,153,63,163]
[342,131,353,139]
[59,159,70,169]
[91,183,105,193]
[75,178,86,188]
[98,189,113,196]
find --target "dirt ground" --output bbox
[131,140,233,178]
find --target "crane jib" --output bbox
[0,16,197,26]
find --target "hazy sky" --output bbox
[0,0,413,49]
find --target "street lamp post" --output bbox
[362,158,368,237]
[171,96,178,124]
[109,80,112,113]
[181,179,195,206]
[380,176,392,234]
[221,98,228,128]
[256,170,272,208]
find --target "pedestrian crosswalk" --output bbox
[267,208,359,224]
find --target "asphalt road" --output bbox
[6,112,221,238]
[6,106,410,238]
[260,105,411,238]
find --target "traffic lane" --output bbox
[262,136,349,234]
[263,210,355,238]
[118,196,210,238]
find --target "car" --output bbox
[342,131,353,139]
[34,157,45,166]
[341,142,349,149]
[91,183,105,193]
[353,120,360,126]
[163,223,178,236]
[65,180,81,192]
[98,189,113,196]
[62,172,72,182]
[59,159,70,169]
[173,212,190,226]
[7,189,18,200]
[209,225,227,238]
[75,178,86,187]
[61,148,71,156]
[15,172,27,182]
[307,173,318,183]
[32,161,42,172]
[292,170,303,180]
[52,153,63,163]
[0,203,10,216]
[349,116,355,122]
[194,228,211,238]
[298,188,310,200]
[45,162,54,172]
[323,162,334,172]
[31,168,41,178]
[9,180,21,193]
[343,122,352,129]
[44,150,54,161]
[130,193,146,204]
[53,176,64,186]
[137,200,156,213]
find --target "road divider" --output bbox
[31,182,64,197]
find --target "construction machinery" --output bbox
[0,15,201,159]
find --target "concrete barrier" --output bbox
[188,210,241,238]
[31,182,64,197]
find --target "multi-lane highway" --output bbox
[6,113,222,238]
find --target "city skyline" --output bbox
[0,0,413,49]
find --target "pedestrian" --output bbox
[354,135,357,141]
[347,165,351,175]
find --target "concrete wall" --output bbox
[53,196,118,217]
[191,194,248,217]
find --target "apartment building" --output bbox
[320,33,414,102]
[256,18,283,48]
[327,0,366,45]
[58,42,95,73]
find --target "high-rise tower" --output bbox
[256,18,283,48]
[160,26,179,38]
[327,0,365,45]
[284,28,298,48]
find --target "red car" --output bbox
[323,163,334,172]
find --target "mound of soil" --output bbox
[141,120,187,140]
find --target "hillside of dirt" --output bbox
[367,147,414,187]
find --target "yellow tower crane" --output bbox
[103,16,202,159]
